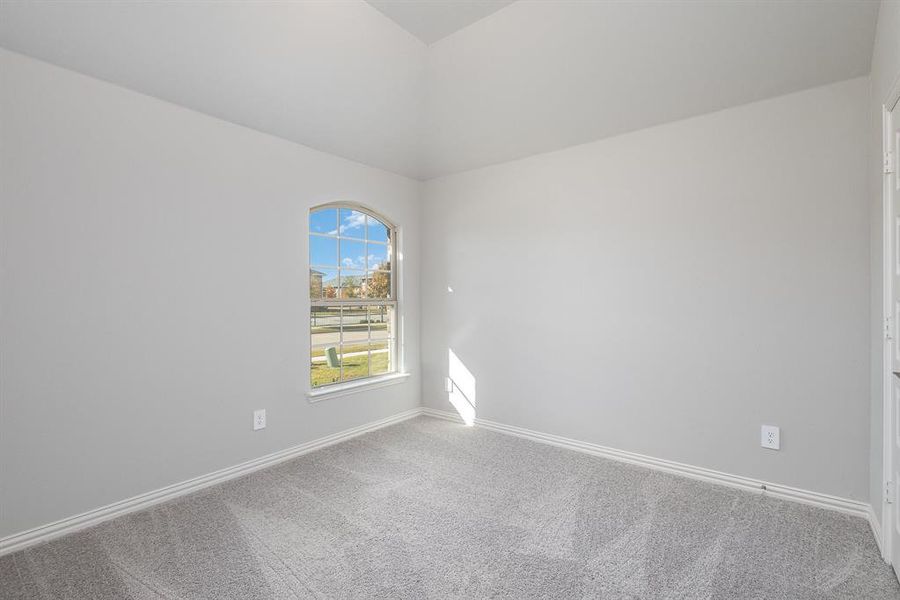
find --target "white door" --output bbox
[888,97,900,571]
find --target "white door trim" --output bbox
[881,70,900,564]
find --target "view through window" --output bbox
[309,206,395,388]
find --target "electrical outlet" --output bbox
[444,377,453,393]
[761,425,780,450]
[253,409,266,431]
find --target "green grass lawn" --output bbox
[311,351,390,387]
[311,343,369,358]
[311,341,389,358]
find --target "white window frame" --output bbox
[306,203,407,401]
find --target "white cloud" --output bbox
[330,211,366,236]
[342,254,369,270]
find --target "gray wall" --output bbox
[0,49,421,538]
[422,77,871,501]
[868,0,900,526]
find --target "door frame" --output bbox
[881,71,900,564]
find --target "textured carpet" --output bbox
[1,416,898,599]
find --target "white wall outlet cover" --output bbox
[444,377,453,393]
[761,425,780,450]
[253,409,266,431]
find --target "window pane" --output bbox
[340,344,369,382]
[310,235,338,267]
[311,305,341,388]
[311,352,341,388]
[309,269,322,300]
[309,208,338,235]
[341,306,369,345]
[339,270,364,299]
[322,269,340,300]
[311,305,341,347]
[367,242,389,270]
[317,269,338,299]
[368,305,392,341]
[369,341,391,376]
[340,238,366,270]
[367,215,389,243]
[310,268,336,300]
[339,208,366,239]
[366,271,391,299]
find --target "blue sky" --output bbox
[309,208,390,270]
[309,208,389,242]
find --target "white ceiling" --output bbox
[366,0,515,44]
[422,0,880,178]
[0,1,427,177]
[0,0,880,180]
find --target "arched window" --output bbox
[309,205,396,389]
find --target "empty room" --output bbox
[3,0,900,598]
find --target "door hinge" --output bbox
[886,150,896,175]
[886,315,893,341]
[886,480,894,504]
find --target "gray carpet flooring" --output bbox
[1,415,898,599]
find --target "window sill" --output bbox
[307,372,411,403]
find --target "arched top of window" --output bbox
[309,204,397,390]
[309,204,394,242]
[309,204,394,301]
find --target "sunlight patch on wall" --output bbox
[448,348,476,426]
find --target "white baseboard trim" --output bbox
[870,506,887,562]
[0,407,424,557]
[421,407,871,520]
[3,406,878,558]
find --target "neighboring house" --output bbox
[309,269,324,298]
[324,273,388,299]
[323,275,360,298]
[319,272,389,299]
